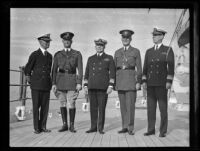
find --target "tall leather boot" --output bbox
[58,107,68,132]
[69,108,76,133]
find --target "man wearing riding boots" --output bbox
[24,34,52,134]
[52,32,83,133]
[114,29,142,135]
[142,28,175,137]
[84,38,115,134]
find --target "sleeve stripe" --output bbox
[167,75,174,80]
[142,75,147,80]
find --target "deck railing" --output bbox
[9,67,119,104]
[10,66,29,104]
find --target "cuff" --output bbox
[167,75,173,84]
[83,79,88,87]
[142,75,147,83]
[109,78,115,87]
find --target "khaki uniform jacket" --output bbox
[114,46,142,91]
[52,49,83,90]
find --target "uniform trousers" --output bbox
[118,90,136,131]
[147,86,168,134]
[88,89,108,131]
[31,89,50,131]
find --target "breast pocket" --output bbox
[127,54,136,66]
[69,56,76,66]
[115,56,123,67]
[58,57,66,66]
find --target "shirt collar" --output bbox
[155,43,162,49]
[123,45,130,51]
[97,52,103,56]
[40,47,46,54]
[64,48,71,52]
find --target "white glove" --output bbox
[76,84,82,91]
[52,85,57,93]
[84,86,88,95]
[107,86,113,94]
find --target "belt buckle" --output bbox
[122,65,126,69]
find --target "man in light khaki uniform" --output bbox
[114,29,142,135]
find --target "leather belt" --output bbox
[116,66,135,70]
[58,68,76,74]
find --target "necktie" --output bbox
[44,51,47,56]
[66,49,69,54]
[124,47,127,51]
[155,45,158,50]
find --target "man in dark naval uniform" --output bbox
[52,32,83,133]
[142,28,175,137]
[84,38,115,134]
[114,29,142,135]
[24,34,53,134]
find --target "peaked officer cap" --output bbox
[94,38,107,46]
[38,33,52,41]
[60,32,74,40]
[119,29,134,38]
[152,28,167,35]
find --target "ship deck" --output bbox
[10,97,189,147]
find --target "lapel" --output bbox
[38,48,44,56]
[60,49,67,57]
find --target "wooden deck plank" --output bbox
[134,134,147,147]
[169,130,189,146]
[91,133,103,147]
[62,131,84,147]
[149,135,165,147]
[100,133,110,147]
[80,132,96,147]
[109,134,119,147]
[38,131,67,147]
[53,132,74,147]
[118,134,128,147]
[157,135,177,147]
[10,131,41,147]
[125,134,137,147]
[141,135,156,147]
[25,132,52,147]
[74,130,89,147]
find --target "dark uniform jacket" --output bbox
[142,44,175,86]
[24,49,52,91]
[114,46,142,90]
[52,49,83,90]
[84,53,115,90]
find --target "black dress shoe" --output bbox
[159,133,166,137]
[144,131,155,136]
[99,130,105,134]
[128,130,135,135]
[41,129,51,133]
[58,125,68,132]
[34,129,41,134]
[86,129,97,133]
[118,128,128,133]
